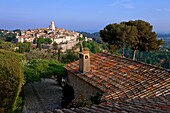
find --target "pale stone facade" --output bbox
[49,21,55,31]
[66,71,103,99]
[65,51,103,100]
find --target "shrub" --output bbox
[24,59,66,84]
[0,49,24,113]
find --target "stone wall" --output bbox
[60,41,79,52]
[66,71,103,100]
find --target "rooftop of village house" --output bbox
[62,52,170,113]
[54,94,170,113]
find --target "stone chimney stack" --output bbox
[79,51,90,73]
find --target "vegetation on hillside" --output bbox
[82,41,101,53]
[0,39,15,51]
[37,37,52,50]
[16,42,31,53]
[123,49,170,69]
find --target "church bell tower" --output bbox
[49,21,55,31]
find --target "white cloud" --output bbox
[106,0,134,9]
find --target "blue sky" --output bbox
[0,0,170,33]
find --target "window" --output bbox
[85,55,88,59]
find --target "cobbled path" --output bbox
[23,79,63,113]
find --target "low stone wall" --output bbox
[67,71,103,100]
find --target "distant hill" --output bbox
[78,32,103,43]
[157,33,170,38]
[78,32,99,38]
[78,31,170,43]
[157,33,170,43]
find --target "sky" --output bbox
[0,0,170,33]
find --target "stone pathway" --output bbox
[23,79,63,113]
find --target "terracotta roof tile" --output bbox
[59,52,170,113]
[64,52,170,102]
[52,94,170,113]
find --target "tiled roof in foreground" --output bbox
[65,52,170,102]
[54,94,170,113]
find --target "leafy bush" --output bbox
[0,49,24,113]
[24,59,66,84]
[61,50,79,63]
[83,41,101,53]
[0,41,15,51]
[26,49,55,60]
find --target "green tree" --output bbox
[100,20,163,60]
[100,23,129,57]
[16,42,31,53]
[44,38,52,44]
[5,33,16,42]
[5,36,13,42]
[125,20,163,60]
[24,59,65,84]
[36,37,45,50]
[53,42,58,55]
[52,42,63,61]
[37,41,42,50]
[0,49,24,113]
[61,50,79,63]
[58,46,63,61]
[37,37,45,43]
[83,41,101,54]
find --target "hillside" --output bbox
[78,32,103,43]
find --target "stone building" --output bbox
[16,21,81,45]
[49,21,55,31]
[15,21,86,52]
[63,51,170,112]
[65,51,103,99]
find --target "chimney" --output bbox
[79,51,90,73]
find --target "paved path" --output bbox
[23,79,63,113]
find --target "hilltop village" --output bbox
[16,21,83,44]
[0,21,92,52]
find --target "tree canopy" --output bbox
[37,37,52,44]
[82,41,102,54]
[16,42,31,53]
[36,37,52,50]
[100,20,163,60]
[24,59,66,84]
